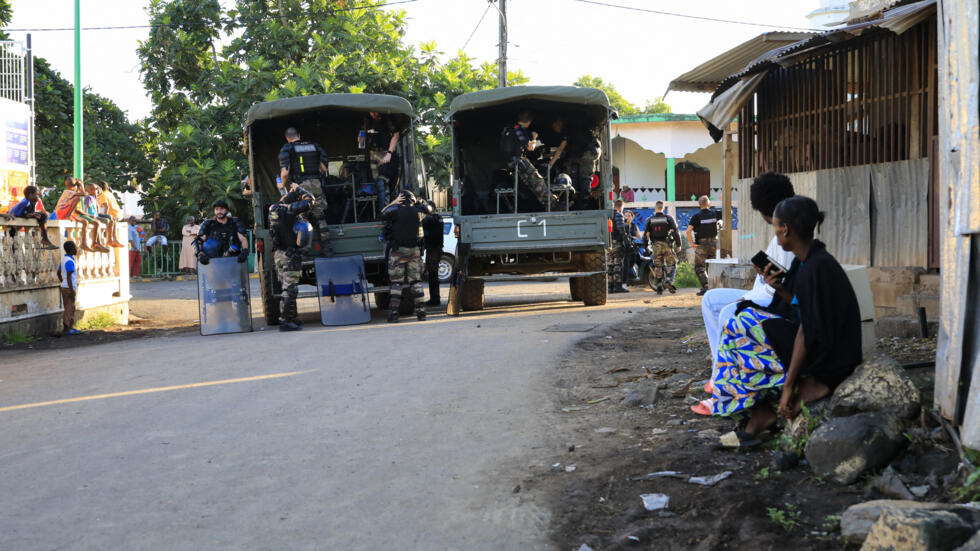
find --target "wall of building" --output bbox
[0,219,130,339]
[610,136,724,202]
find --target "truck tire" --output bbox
[569,276,584,301]
[375,289,418,314]
[258,251,281,325]
[461,278,485,311]
[581,252,607,306]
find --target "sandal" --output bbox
[703,380,713,395]
[691,399,713,416]
[718,430,762,450]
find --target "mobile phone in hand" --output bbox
[751,250,788,279]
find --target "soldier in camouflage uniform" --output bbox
[686,196,720,296]
[607,200,629,293]
[268,189,313,331]
[382,190,432,323]
[279,127,333,255]
[500,110,558,211]
[643,200,681,294]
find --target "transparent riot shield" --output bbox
[315,255,371,326]
[197,257,253,335]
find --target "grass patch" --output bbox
[674,262,700,288]
[770,403,827,455]
[76,311,116,331]
[767,503,801,532]
[2,330,34,345]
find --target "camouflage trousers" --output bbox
[296,178,329,235]
[570,150,598,209]
[694,237,717,287]
[388,246,423,311]
[517,158,552,209]
[274,249,301,319]
[607,241,625,286]
[650,240,677,287]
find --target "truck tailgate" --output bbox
[457,211,609,253]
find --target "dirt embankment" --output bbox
[536,306,941,551]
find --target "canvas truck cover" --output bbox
[246,93,414,128]
[447,86,613,117]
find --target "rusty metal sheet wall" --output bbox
[816,166,872,265]
[736,177,770,263]
[871,159,929,267]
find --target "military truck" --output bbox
[244,94,427,324]
[446,86,615,313]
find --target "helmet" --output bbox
[293,220,313,248]
[556,173,573,189]
[213,199,230,210]
[201,238,223,258]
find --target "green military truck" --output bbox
[446,86,615,313]
[244,94,427,324]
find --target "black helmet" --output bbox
[213,199,230,210]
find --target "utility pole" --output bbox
[497,0,507,88]
[73,0,83,179]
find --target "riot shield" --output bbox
[316,255,371,326]
[197,257,253,335]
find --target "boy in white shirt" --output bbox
[58,241,82,335]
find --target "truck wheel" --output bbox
[582,252,607,306]
[569,277,584,301]
[375,292,390,310]
[258,251,281,325]
[461,278,485,311]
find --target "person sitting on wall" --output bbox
[1,185,57,249]
[95,182,124,248]
[708,196,862,446]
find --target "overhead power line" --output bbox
[461,2,493,52]
[572,0,813,32]
[5,0,419,32]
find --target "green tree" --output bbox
[33,57,154,209]
[574,74,638,116]
[642,97,672,114]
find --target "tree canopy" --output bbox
[573,74,671,116]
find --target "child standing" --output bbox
[58,241,82,335]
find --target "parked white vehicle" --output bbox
[422,215,458,284]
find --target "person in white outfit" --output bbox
[697,172,796,408]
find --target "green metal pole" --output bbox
[73,0,83,179]
[665,157,676,202]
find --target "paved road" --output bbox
[1,281,699,550]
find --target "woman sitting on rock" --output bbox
[710,195,862,442]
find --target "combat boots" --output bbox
[387,308,399,323]
[279,297,301,331]
[665,282,677,294]
[416,307,427,321]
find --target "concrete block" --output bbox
[868,267,921,309]
[862,321,877,358]
[843,265,876,321]
[917,273,941,295]
[876,316,916,339]
[896,294,941,320]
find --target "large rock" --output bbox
[861,508,979,551]
[805,412,905,484]
[841,500,980,545]
[956,530,980,550]
[831,353,921,419]
[830,354,922,418]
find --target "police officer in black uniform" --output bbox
[363,111,401,207]
[421,202,444,306]
[381,190,433,323]
[268,189,313,331]
[643,200,681,294]
[195,200,249,264]
[608,200,630,293]
[685,195,720,296]
[278,127,332,253]
[565,123,601,210]
[500,111,557,211]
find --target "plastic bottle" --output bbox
[276,176,286,196]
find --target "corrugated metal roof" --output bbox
[667,32,815,93]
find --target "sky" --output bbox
[6,0,817,121]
